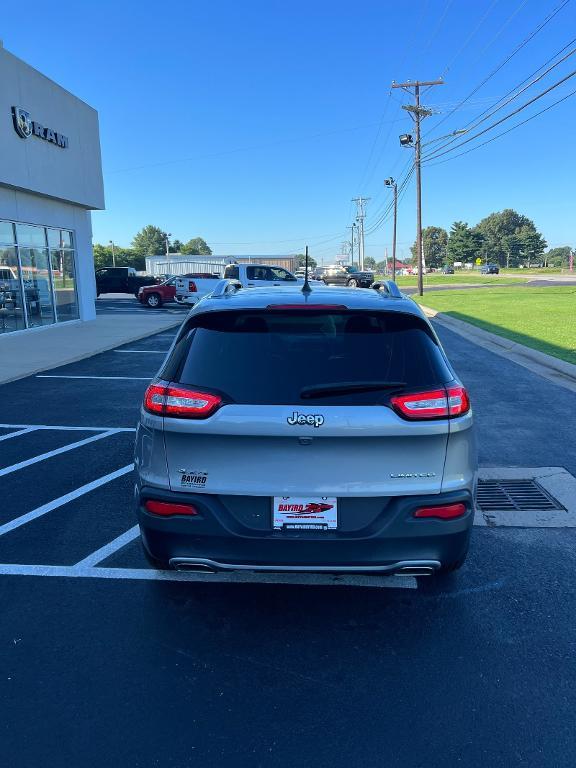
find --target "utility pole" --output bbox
[352,197,370,270]
[392,79,443,296]
[109,240,116,267]
[384,177,398,281]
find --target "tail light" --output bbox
[188,280,197,292]
[144,382,222,418]
[391,385,470,420]
[413,503,466,520]
[145,500,198,517]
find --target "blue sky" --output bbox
[3,0,576,263]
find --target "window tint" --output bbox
[246,266,272,281]
[224,265,239,280]
[165,310,452,405]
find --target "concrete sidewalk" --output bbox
[0,314,182,385]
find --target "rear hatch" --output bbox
[158,307,455,497]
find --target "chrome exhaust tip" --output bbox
[170,561,217,573]
[397,566,436,576]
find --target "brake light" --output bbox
[144,383,222,418]
[188,280,197,292]
[391,385,470,420]
[266,304,348,310]
[145,500,198,516]
[413,503,466,520]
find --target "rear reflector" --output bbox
[144,382,222,419]
[145,500,199,517]
[266,304,348,310]
[391,385,470,420]
[413,503,466,520]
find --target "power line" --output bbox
[423,67,576,163]
[422,41,576,156]
[439,0,503,77]
[430,0,573,136]
[424,83,576,167]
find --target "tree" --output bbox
[92,244,145,271]
[294,253,317,270]
[473,209,545,267]
[131,225,169,256]
[181,237,212,255]
[411,226,448,269]
[171,239,184,253]
[447,222,483,265]
[518,227,547,267]
[545,246,572,268]
[363,256,377,270]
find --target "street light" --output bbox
[384,178,398,282]
[165,232,172,256]
[399,134,414,147]
[109,240,116,267]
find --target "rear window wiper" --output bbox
[300,381,407,399]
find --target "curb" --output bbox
[420,305,576,393]
[0,319,182,386]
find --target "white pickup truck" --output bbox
[175,263,313,304]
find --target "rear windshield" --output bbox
[162,310,453,405]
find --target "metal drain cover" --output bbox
[477,479,565,512]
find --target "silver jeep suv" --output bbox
[134,280,477,576]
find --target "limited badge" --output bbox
[179,469,208,488]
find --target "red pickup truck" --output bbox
[138,274,217,308]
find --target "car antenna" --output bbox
[302,245,312,294]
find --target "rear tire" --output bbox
[145,292,162,308]
[347,278,358,288]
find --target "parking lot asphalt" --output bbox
[0,300,575,767]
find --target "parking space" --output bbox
[0,310,575,767]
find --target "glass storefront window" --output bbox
[0,220,79,334]
[50,249,79,320]
[18,247,56,328]
[0,222,15,245]
[16,223,48,248]
[0,246,27,334]
[47,228,73,250]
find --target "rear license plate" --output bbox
[273,497,338,531]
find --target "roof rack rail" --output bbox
[211,279,243,298]
[371,280,403,298]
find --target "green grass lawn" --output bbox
[414,286,576,365]
[377,273,529,287]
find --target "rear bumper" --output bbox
[136,486,474,573]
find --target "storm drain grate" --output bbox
[476,479,565,512]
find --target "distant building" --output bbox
[145,253,296,276]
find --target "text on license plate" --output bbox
[273,496,338,530]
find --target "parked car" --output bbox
[95,267,159,297]
[138,274,216,308]
[135,280,476,577]
[441,266,455,274]
[480,264,500,274]
[175,263,319,305]
[314,264,374,288]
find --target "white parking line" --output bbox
[0,430,121,478]
[0,562,417,588]
[0,427,38,443]
[36,375,151,380]
[74,525,140,567]
[0,423,136,432]
[0,464,134,537]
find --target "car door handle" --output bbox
[247,283,255,286]
[273,282,281,286]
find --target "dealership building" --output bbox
[0,44,104,336]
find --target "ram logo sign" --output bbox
[11,106,69,148]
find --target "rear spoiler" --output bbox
[371,280,402,298]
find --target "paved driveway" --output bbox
[0,318,574,767]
